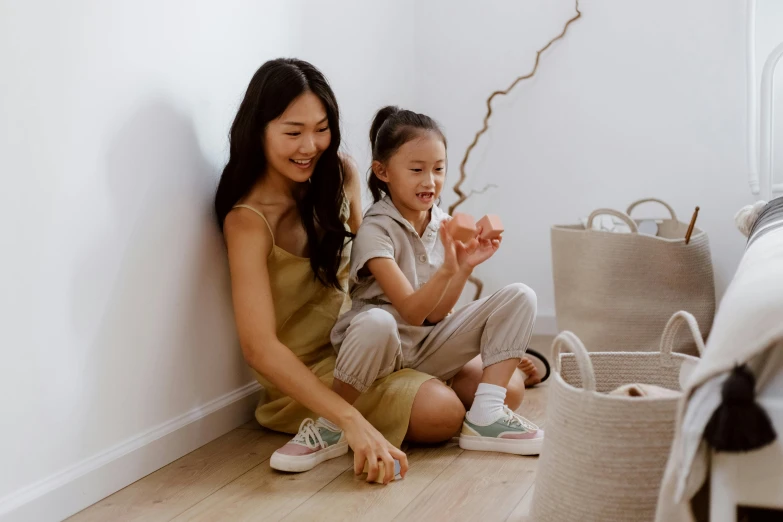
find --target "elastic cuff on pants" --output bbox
[482,348,527,369]
[333,370,372,393]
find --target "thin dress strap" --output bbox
[233,204,276,244]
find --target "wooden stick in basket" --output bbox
[685,206,700,244]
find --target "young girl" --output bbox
[330,106,544,456]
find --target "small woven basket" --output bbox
[530,311,703,521]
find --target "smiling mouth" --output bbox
[416,192,434,201]
[290,158,314,168]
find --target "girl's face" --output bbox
[373,132,446,213]
[263,91,332,185]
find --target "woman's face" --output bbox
[264,91,332,184]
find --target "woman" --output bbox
[215,58,529,484]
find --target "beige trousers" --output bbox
[334,283,537,392]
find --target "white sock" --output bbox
[466,383,507,425]
[316,417,341,432]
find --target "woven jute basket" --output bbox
[530,311,703,522]
[551,198,715,355]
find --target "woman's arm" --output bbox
[225,210,360,425]
[224,209,406,483]
[366,226,461,326]
[340,153,363,234]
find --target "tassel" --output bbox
[734,201,767,237]
[704,365,776,452]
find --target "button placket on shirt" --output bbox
[407,213,445,287]
[418,224,438,263]
[413,231,428,265]
[421,222,442,285]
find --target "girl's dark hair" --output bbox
[368,106,447,202]
[214,58,351,290]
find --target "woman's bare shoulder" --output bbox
[223,206,274,257]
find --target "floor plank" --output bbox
[392,450,539,522]
[281,441,463,522]
[172,453,354,521]
[518,384,548,429]
[505,484,536,522]
[68,428,285,522]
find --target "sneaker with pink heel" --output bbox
[270,418,348,472]
[459,406,544,455]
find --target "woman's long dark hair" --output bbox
[214,58,351,290]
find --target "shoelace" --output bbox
[502,406,539,432]
[290,418,327,450]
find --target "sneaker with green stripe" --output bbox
[459,406,544,455]
[270,418,348,472]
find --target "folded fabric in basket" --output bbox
[608,383,683,398]
[579,214,633,233]
[579,215,661,235]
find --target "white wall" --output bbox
[0,0,414,519]
[415,0,752,320]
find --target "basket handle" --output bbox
[659,311,705,356]
[586,209,639,233]
[626,198,678,221]
[552,331,597,391]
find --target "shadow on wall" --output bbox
[69,99,248,453]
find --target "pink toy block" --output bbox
[477,214,504,240]
[447,213,477,243]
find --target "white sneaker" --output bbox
[270,418,348,472]
[459,406,544,455]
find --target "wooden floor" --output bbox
[69,337,553,522]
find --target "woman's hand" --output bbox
[341,410,408,484]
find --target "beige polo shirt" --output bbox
[331,196,450,349]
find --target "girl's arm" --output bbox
[426,234,502,323]
[366,226,462,326]
[425,266,474,323]
[224,209,406,483]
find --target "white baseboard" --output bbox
[534,314,558,336]
[0,381,261,522]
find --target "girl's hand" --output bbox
[459,227,501,269]
[439,222,465,276]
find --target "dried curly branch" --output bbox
[449,0,583,215]
[449,0,583,300]
[463,183,498,200]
